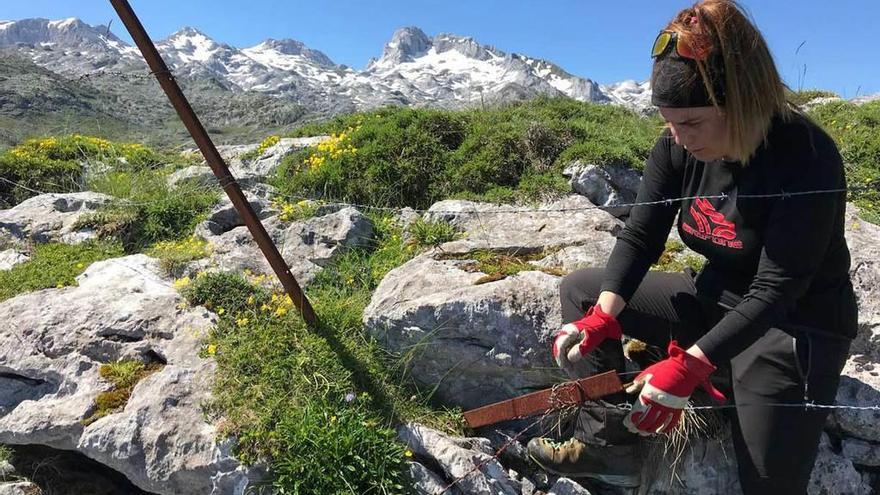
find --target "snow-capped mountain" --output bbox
[352,27,611,108]
[0,17,654,116]
[0,17,143,73]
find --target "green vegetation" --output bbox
[787,88,840,107]
[404,218,460,250]
[145,235,212,276]
[183,213,462,494]
[269,198,320,222]
[437,248,566,284]
[278,97,662,209]
[82,360,164,426]
[806,100,880,223]
[0,240,124,302]
[76,169,220,252]
[239,135,281,161]
[0,134,219,252]
[0,135,174,209]
[651,239,706,273]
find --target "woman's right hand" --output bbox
[552,304,623,373]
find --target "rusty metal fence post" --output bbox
[108,0,318,328]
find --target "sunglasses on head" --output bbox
[651,30,711,61]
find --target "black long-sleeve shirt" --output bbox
[600,111,859,363]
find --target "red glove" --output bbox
[552,304,622,372]
[623,340,726,435]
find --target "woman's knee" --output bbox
[559,267,605,301]
[559,267,605,323]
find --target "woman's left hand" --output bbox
[623,341,726,435]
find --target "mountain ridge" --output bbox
[0,17,652,110]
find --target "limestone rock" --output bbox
[364,253,569,410]
[0,254,260,494]
[841,436,880,467]
[0,192,115,247]
[547,477,593,495]
[398,423,519,495]
[808,434,872,495]
[0,250,28,271]
[423,195,622,255]
[407,461,460,495]
[563,161,642,219]
[188,206,373,288]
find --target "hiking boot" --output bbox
[527,437,641,488]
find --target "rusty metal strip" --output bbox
[463,371,623,428]
[108,0,317,328]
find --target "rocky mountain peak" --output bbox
[433,32,503,61]
[0,17,123,47]
[252,38,336,68]
[380,26,431,64]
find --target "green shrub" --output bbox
[277,98,658,209]
[180,271,270,316]
[806,100,880,223]
[269,198,320,222]
[787,88,839,107]
[0,444,13,465]
[270,398,406,493]
[405,218,459,250]
[0,240,124,302]
[240,135,281,161]
[81,170,220,251]
[146,235,211,275]
[0,135,174,208]
[276,109,461,209]
[0,152,81,209]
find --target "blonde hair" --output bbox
[663,0,794,164]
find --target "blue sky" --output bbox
[3,1,878,97]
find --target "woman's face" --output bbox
[659,106,730,161]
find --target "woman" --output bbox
[527,1,858,493]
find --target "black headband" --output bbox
[651,52,726,107]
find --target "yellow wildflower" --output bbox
[330,415,337,424]
[404,450,413,458]
[246,295,255,306]
[217,307,225,315]
[274,306,288,317]
[207,344,217,356]
[236,318,249,327]
[173,276,191,289]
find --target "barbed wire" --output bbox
[1,175,874,215]
[607,401,880,412]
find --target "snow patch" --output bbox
[171,31,218,63]
[48,18,78,30]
